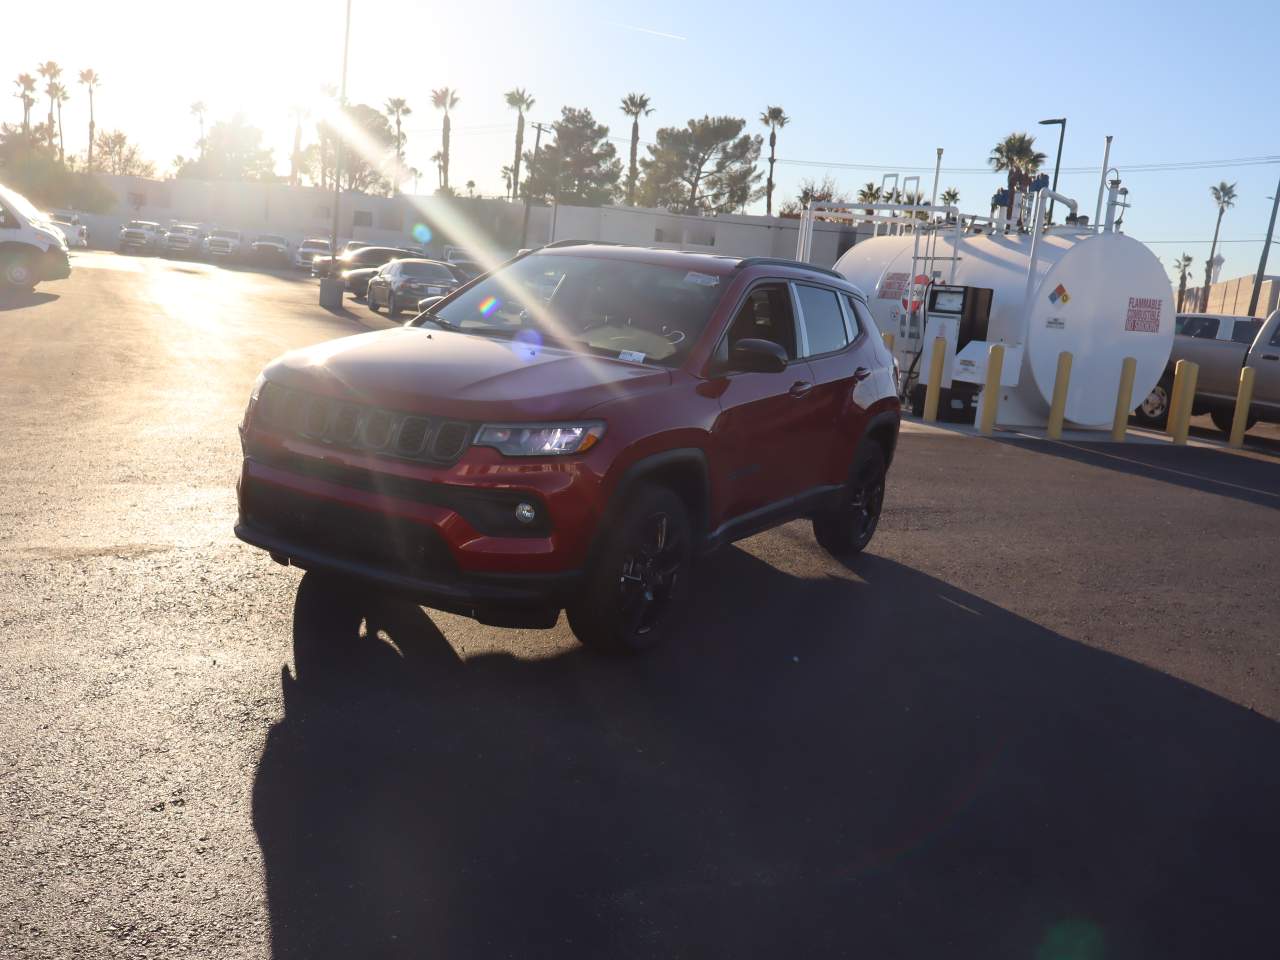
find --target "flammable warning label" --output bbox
[1124,297,1162,333]
[1048,283,1070,304]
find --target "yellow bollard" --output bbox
[1167,359,1189,436]
[922,336,946,422]
[1228,366,1256,448]
[882,331,895,352]
[1170,361,1199,445]
[1046,351,1073,440]
[1111,356,1137,442]
[979,343,1005,436]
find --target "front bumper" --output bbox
[39,247,71,281]
[235,444,601,627]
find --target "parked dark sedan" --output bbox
[340,266,383,300]
[310,240,372,278]
[367,258,464,317]
[325,244,418,284]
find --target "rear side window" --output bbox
[1232,319,1262,344]
[1177,316,1219,339]
[842,295,867,338]
[794,284,849,356]
[725,283,797,359]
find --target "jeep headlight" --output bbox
[472,421,605,457]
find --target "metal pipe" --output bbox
[1093,135,1113,228]
[1021,189,1047,333]
[328,0,352,256]
[930,148,943,206]
[1247,173,1280,317]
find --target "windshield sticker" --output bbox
[684,272,720,287]
[618,350,647,363]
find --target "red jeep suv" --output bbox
[236,243,900,652]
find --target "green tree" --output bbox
[500,163,514,199]
[333,103,394,193]
[940,187,960,207]
[1200,181,1237,310]
[637,115,761,214]
[384,97,411,193]
[174,114,275,182]
[430,87,459,191]
[465,179,476,197]
[779,175,845,218]
[78,69,99,171]
[14,73,37,135]
[619,92,652,206]
[36,61,60,147]
[521,106,621,206]
[190,100,207,157]
[857,181,882,214]
[759,105,788,216]
[988,132,1045,218]
[505,88,534,201]
[94,129,155,177]
[50,82,68,162]
[1171,252,1194,312]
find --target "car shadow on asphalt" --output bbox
[0,290,58,311]
[997,437,1280,509]
[252,550,1280,959]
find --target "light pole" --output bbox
[1247,177,1280,317]
[1039,117,1066,224]
[319,0,352,308]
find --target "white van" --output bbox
[0,182,71,290]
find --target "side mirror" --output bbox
[728,338,789,373]
[416,295,445,313]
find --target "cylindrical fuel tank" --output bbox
[834,229,1175,426]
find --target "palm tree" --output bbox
[940,187,960,207]
[619,93,653,206]
[1172,252,1194,312]
[505,88,535,201]
[14,74,37,135]
[384,97,412,193]
[500,164,515,199]
[288,104,308,187]
[430,87,459,191]
[465,179,476,198]
[190,101,207,157]
[37,61,60,146]
[50,82,69,162]
[78,69,99,170]
[1201,181,1237,310]
[430,150,444,189]
[856,182,881,215]
[759,105,789,216]
[989,132,1046,219]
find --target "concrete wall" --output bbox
[1182,273,1280,317]
[69,175,869,267]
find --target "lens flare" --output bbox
[478,295,501,317]
[412,223,432,244]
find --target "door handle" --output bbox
[789,380,815,398]
[853,366,872,382]
[1261,354,1279,361]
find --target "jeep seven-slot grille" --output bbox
[256,382,472,466]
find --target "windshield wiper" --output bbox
[410,311,457,331]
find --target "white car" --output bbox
[294,237,332,270]
[50,211,88,248]
[0,181,71,289]
[204,228,243,260]
[119,220,164,254]
[163,224,206,258]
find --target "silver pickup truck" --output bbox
[1134,310,1280,433]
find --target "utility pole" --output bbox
[318,0,352,308]
[518,122,549,249]
[1039,117,1066,224]
[1247,174,1280,317]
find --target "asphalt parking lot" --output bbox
[2,250,1279,958]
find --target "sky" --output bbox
[7,0,1280,284]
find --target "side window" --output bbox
[842,294,866,339]
[0,205,16,229]
[724,283,797,360]
[794,284,849,356]
[1232,319,1262,344]
[1271,321,1280,347]
[1178,316,1219,339]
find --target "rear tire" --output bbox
[1210,408,1258,434]
[1133,376,1172,429]
[813,443,887,558]
[368,293,381,314]
[567,485,692,654]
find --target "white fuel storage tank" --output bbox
[833,228,1175,427]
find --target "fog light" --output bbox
[515,502,537,525]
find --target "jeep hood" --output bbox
[266,326,671,420]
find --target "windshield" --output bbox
[400,262,454,281]
[0,183,44,222]
[211,230,239,239]
[258,235,286,244]
[302,240,330,251]
[171,226,197,236]
[429,253,727,365]
[126,221,157,229]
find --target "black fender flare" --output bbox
[596,447,711,545]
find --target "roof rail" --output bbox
[732,256,844,280]
[541,238,627,249]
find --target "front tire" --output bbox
[567,485,692,654]
[813,444,886,558]
[1,249,37,290]
[387,292,401,318]
[1210,408,1258,434]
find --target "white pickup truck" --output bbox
[203,228,243,260]
[119,220,165,254]
[1135,310,1280,434]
